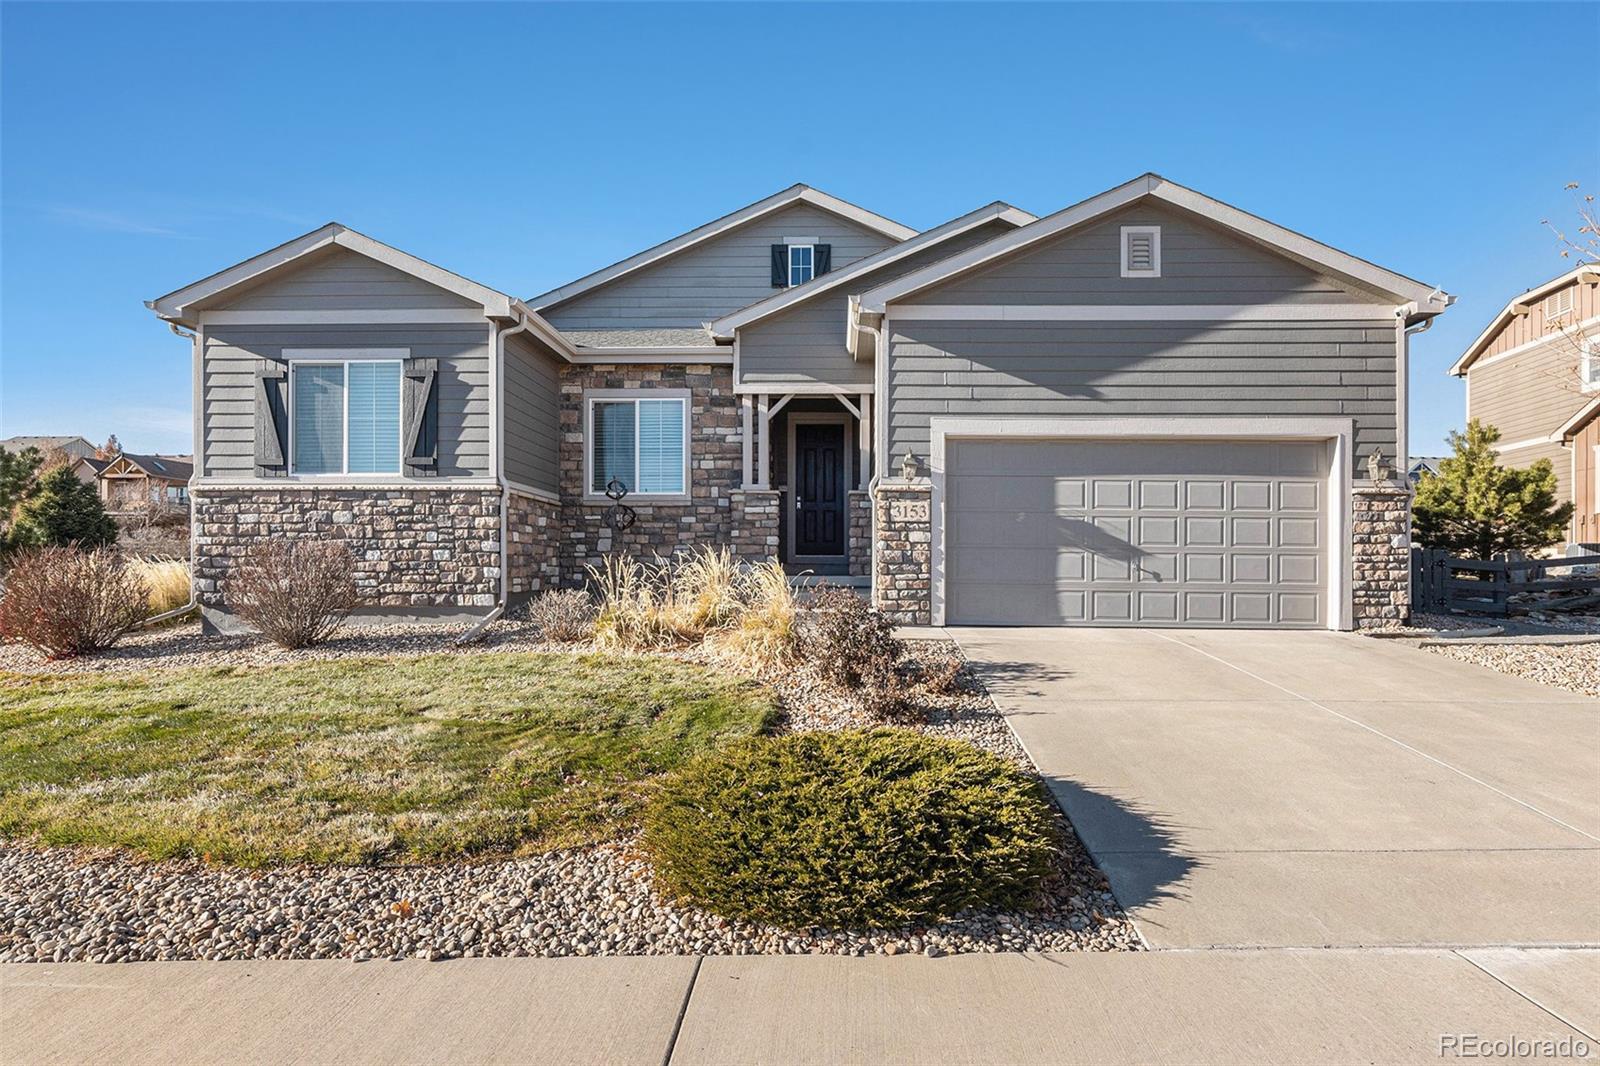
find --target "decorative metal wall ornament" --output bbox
[603,477,636,531]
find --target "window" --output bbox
[1546,287,1574,321]
[290,359,403,475]
[587,394,688,496]
[1120,226,1161,278]
[164,485,187,504]
[788,244,814,287]
[1583,342,1600,393]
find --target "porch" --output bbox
[738,389,874,578]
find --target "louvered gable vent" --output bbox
[1120,225,1161,278]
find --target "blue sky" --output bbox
[2,1,1596,457]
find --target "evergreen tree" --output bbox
[0,446,41,514]
[8,465,118,550]
[1413,420,1572,556]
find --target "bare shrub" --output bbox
[917,646,966,694]
[794,586,908,718]
[0,546,149,658]
[227,538,357,649]
[527,588,596,642]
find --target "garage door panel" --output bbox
[945,438,1330,628]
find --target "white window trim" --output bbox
[285,351,407,478]
[583,388,692,502]
[1582,340,1600,393]
[788,244,815,288]
[1120,225,1162,279]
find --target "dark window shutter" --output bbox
[403,357,439,476]
[770,244,788,287]
[814,244,832,277]
[253,360,288,477]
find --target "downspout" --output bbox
[457,315,533,644]
[142,320,201,627]
[857,318,887,607]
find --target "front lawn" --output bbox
[0,652,775,866]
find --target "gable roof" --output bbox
[527,184,917,312]
[0,434,94,454]
[146,223,518,325]
[855,173,1452,318]
[75,455,111,475]
[1556,397,1600,443]
[102,453,194,483]
[706,201,1036,339]
[1447,263,1600,377]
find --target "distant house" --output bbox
[1407,457,1444,485]
[1448,264,1599,546]
[0,435,98,463]
[71,455,111,486]
[96,453,194,510]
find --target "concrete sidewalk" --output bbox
[4,949,1597,1065]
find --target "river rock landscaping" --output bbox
[0,618,1140,962]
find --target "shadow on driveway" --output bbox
[1040,774,1199,920]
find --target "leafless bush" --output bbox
[917,646,966,694]
[0,545,149,658]
[227,538,357,649]
[794,586,909,718]
[526,588,596,642]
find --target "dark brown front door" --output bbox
[794,422,846,557]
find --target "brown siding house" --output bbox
[1449,265,1600,544]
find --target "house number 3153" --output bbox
[889,500,929,523]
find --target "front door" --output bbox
[794,422,846,557]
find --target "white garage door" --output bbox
[944,438,1330,627]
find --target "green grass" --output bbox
[0,652,776,867]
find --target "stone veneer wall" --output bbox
[848,490,871,577]
[507,490,562,598]
[192,488,501,610]
[556,363,744,581]
[1351,481,1412,628]
[730,490,781,563]
[873,483,932,624]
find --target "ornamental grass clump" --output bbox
[0,545,149,658]
[587,549,798,668]
[129,558,191,617]
[642,729,1060,929]
[226,537,357,649]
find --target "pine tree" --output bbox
[1413,420,1573,556]
[8,465,118,550]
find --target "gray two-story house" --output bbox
[148,174,1451,631]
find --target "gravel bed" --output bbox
[0,618,561,675]
[1361,611,1498,636]
[0,624,1140,962]
[1423,642,1600,699]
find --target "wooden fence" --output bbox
[1411,547,1600,616]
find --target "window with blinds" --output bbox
[290,360,402,476]
[589,396,687,495]
[1120,225,1161,278]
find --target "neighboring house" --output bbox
[1448,264,1600,544]
[1556,398,1600,547]
[72,455,111,486]
[147,174,1451,632]
[96,453,194,511]
[1407,456,1444,485]
[0,434,98,463]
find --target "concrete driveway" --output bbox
[954,628,1600,950]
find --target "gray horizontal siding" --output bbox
[215,247,480,311]
[886,319,1397,470]
[740,220,1016,389]
[903,204,1385,306]
[502,332,562,493]
[544,203,899,331]
[202,323,492,479]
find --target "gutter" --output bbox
[456,313,534,645]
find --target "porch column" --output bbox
[756,393,771,489]
[741,395,753,488]
[859,392,872,485]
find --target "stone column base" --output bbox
[873,483,932,624]
[1352,481,1412,628]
